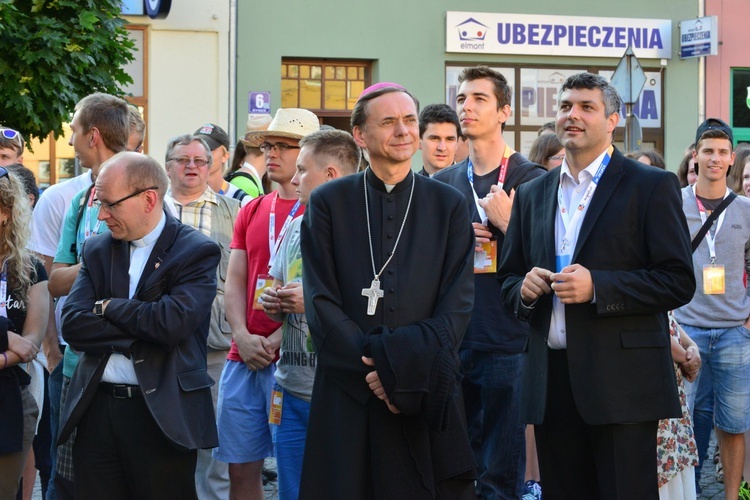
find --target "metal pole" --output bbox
[698,0,706,123]
[228,0,238,146]
[625,53,632,151]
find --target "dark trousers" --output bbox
[73,389,197,500]
[47,345,65,500]
[16,367,52,500]
[460,349,525,499]
[535,349,659,500]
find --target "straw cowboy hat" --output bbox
[242,108,320,147]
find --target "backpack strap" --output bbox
[691,192,737,252]
[226,170,261,193]
[70,183,95,255]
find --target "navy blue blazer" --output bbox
[498,149,695,425]
[59,211,221,451]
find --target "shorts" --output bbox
[683,324,750,434]
[213,360,276,463]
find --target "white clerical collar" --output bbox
[131,212,166,248]
[560,148,609,185]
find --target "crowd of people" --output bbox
[0,65,749,500]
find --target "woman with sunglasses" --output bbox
[0,167,49,497]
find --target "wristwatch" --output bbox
[94,299,109,316]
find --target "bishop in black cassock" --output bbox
[299,84,477,499]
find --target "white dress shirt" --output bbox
[547,149,609,349]
[101,213,167,384]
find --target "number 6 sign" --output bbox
[248,92,271,114]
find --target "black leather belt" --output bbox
[98,382,142,398]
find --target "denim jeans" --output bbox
[460,349,526,500]
[271,386,310,500]
[685,358,713,486]
[46,358,64,500]
[683,325,750,434]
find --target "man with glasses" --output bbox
[259,129,360,499]
[164,134,239,499]
[58,151,220,498]
[0,127,25,166]
[194,123,251,206]
[214,108,318,500]
[29,92,129,500]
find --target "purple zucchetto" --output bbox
[358,82,406,101]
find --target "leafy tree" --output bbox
[0,0,135,142]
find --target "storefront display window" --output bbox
[282,59,369,112]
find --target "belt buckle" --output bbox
[112,384,131,399]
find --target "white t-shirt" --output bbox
[29,171,93,257]
[28,171,93,344]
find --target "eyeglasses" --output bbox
[168,156,209,167]
[97,186,158,213]
[260,142,300,154]
[548,155,565,161]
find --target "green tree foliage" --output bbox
[0,0,135,142]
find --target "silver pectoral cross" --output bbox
[361,278,384,316]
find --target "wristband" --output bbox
[1,352,7,369]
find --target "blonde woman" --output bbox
[0,166,49,497]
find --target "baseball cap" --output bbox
[194,123,230,151]
[695,118,734,147]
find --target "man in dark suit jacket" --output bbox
[498,73,695,500]
[59,152,221,499]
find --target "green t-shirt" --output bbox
[228,170,262,199]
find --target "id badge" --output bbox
[269,389,283,425]
[703,264,725,295]
[473,240,497,274]
[252,274,274,310]
[555,254,571,273]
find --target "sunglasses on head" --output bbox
[0,129,22,151]
[0,129,20,141]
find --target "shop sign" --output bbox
[447,12,672,59]
[679,16,718,59]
